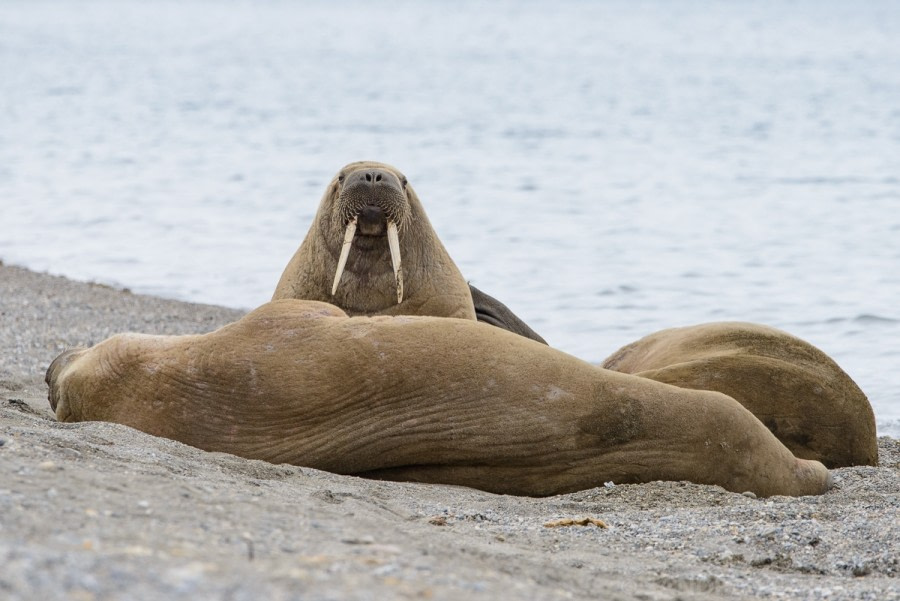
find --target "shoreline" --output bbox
[1,262,898,600]
[5,259,898,436]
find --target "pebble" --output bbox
[60,447,83,458]
[341,535,376,545]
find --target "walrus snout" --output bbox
[339,168,406,225]
[344,168,402,192]
[332,166,407,304]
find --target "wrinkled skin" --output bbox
[47,300,831,498]
[602,322,878,468]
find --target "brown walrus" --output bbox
[601,322,878,467]
[271,161,547,344]
[47,300,830,498]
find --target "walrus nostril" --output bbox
[349,169,396,190]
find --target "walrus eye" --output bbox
[401,178,408,189]
[337,174,345,183]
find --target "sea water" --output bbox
[1,0,899,434]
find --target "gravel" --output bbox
[1,262,898,600]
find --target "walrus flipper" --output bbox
[468,284,547,345]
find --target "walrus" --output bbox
[601,322,878,468]
[271,161,547,344]
[47,300,830,498]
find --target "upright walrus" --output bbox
[601,322,878,467]
[272,161,548,344]
[273,161,476,319]
[47,300,830,498]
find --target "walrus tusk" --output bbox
[387,221,403,304]
[331,218,357,296]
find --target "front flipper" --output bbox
[468,284,547,345]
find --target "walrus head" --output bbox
[45,347,86,421]
[273,161,476,320]
[325,162,412,304]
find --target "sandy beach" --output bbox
[1,262,897,600]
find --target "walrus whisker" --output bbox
[387,221,403,303]
[331,217,357,296]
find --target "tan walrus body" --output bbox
[47,300,830,498]
[602,322,878,467]
[273,161,476,320]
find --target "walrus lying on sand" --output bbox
[47,300,831,498]
[601,322,878,467]
[269,161,870,468]
[272,161,547,344]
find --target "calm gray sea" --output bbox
[2,1,899,433]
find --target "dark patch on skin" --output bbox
[577,388,644,446]
[786,431,814,451]
[599,343,638,372]
[766,418,821,463]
